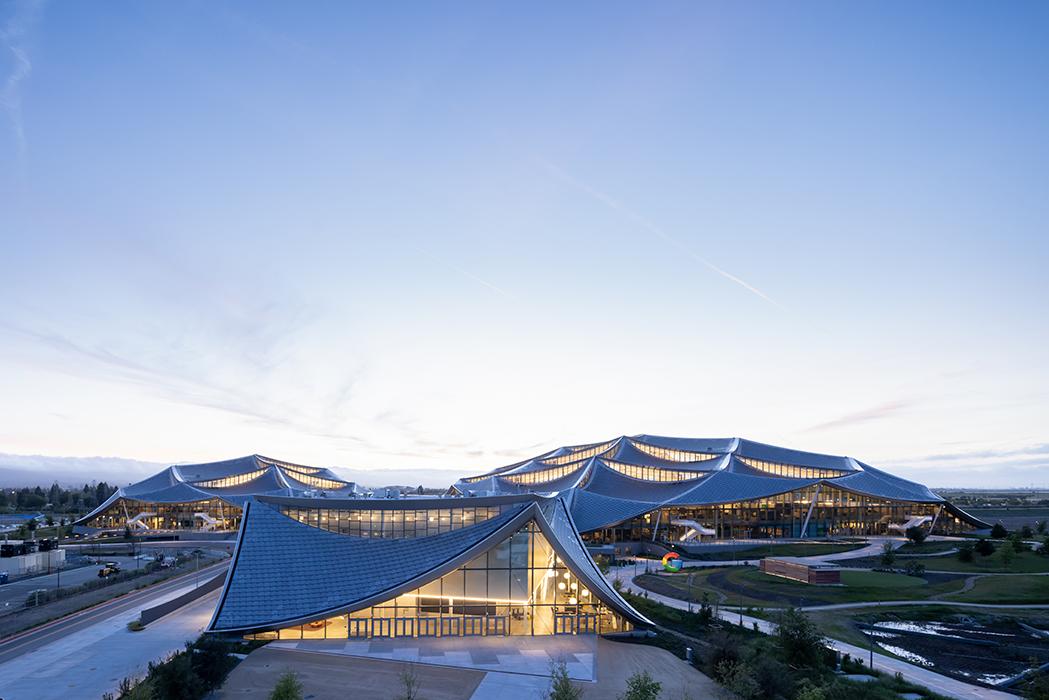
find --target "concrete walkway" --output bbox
[270,635,597,681]
[641,537,911,570]
[607,564,1013,700]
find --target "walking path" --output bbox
[607,563,1014,700]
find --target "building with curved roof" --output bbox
[207,493,648,639]
[451,435,988,542]
[73,455,360,534]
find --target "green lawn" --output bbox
[636,565,966,608]
[895,541,960,554]
[910,550,1049,573]
[946,574,1049,604]
[681,541,865,561]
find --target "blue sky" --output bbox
[1,1,1047,487]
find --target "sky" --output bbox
[1,1,1047,488]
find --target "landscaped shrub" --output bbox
[879,542,895,567]
[546,660,583,700]
[618,670,662,700]
[991,523,1008,539]
[269,671,303,700]
[903,560,926,577]
[904,526,927,544]
[974,538,996,557]
[957,541,975,562]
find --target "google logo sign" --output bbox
[661,552,683,573]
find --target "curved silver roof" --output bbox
[74,454,360,527]
[207,494,651,634]
[451,434,988,531]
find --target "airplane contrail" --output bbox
[536,157,784,309]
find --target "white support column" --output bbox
[800,484,822,539]
[651,510,662,542]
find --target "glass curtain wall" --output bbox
[247,521,628,640]
[584,485,970,543]
[83,498,240,531]
[278,504,512,538]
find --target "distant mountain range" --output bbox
[0,453,463,491]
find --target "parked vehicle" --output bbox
[98,561,122,578]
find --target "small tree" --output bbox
[1037,520,1047,536]
[775,608,826,669]
[1021,524,1034,539]
[957,541,975,562]
[880,541,896,567]
[904,560,926,577]
[975,538,996,557]
[619,670,661,700]
[270,671,303,700]
[1009,532,1028,553]
[998,544,1015,569]
[904,526,927,545]
[399,664,420,700]
[547,660,583,700]
[991,523,1008,539]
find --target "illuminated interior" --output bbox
[246,521,628,640]
[190,468,268,488]
[279,504,513,538]
[737,456,850,480]
[629,440,720,463]
[503,462,586,486]
[603,459,708,483]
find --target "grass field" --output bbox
[895,541,959,555]
[946,574,1049,604]
[909,550,1049,574]
[636,566,967,608]
[680,541,865,561]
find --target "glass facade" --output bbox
[191,469,268,488]
[246,521,628,640]
[82,497,241,531]
[629,440,719,463]
[503,462,586,486]
[583,485,974,543]
[278,504,514,538]
[737,457,849,480]
[542,439,619,465]
[603,459,707,483]
[283,471,347,490]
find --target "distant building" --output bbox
[451,435,989,542]
[73,455,360,535]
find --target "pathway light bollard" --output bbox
[686,647,693,664]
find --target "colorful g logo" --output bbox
[662,552,682,572]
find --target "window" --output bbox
[503,462,586,486]
[603,460,707,483]
[630,440,719,463]
[737,457,848,480]
[191,468,267,488]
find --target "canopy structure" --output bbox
[207,493,649,638]
[452,435,989,539]
[74,455,360,533]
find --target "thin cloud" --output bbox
[536,157,783,309]
[0,0,44,158]
[804,399,914,433]
[411,244,516,299]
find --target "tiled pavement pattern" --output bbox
[270,634,596,681]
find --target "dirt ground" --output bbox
[217,638,723,699]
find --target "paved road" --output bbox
[0,585,221,700]
[0,559,227,664]
[0,555,142,612]
[607,563,1013,700]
